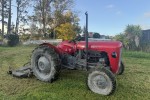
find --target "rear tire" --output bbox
[87,67,116,95]
[31,46,60,82]
[117,61,124,75]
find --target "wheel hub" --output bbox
[94,75,107,89]
[38,56,50,73]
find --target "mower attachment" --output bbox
[8,63,33,78]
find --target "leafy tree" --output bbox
[115,25,142,50]
[51,0,73,24]
[0,0,9,37]
[50,0,74,35]
[31,0,80,39]
[33,0,53,34]
[71,12,82,34]
[73,23,82,35]
[53,11,81,39]
[125,25,142,50]
[55,23,76,40]
[82,26,86,34]
[114,33,125,43]
[114,33,129,49]
[7,33,19,46]
[15,0,31,34]
[7,0,11,34]
[63,11,81,34]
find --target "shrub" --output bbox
[30,33,43,40]
[19,34,31,42]
[0,36,3,41]
[7,33,19,47]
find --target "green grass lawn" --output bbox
[0,46,150,100]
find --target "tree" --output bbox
[33,0,53,34]
[53,11,81,39]
[50,0,74,29]
[70,12,82,34]
[0,0,9,37]
[114,33,129,49]
[82,26,86,34]
[15,0,31,34]
[55,23,76,40]
[63,11,81,34]
[114,33,125,43]
[51,0,80,38]
[31,0,80,39]
[7,0,11,34]
[27,15,38,39]
[0,0,8,38]
[1,0,4,37]
[125,25,142,50]
[115,25,142,50]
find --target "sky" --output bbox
[11,0,150,36]
[74,0,150,36]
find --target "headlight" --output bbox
[99,58,105,64]
[112,52,117,58]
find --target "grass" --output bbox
[0,46,150,100]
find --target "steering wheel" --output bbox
[69,34,82,43]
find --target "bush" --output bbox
[7,33,19,47]
[0,36,3,41]
[19,34,31,42]
[30,33,43,40]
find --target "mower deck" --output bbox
[8,64,33,78]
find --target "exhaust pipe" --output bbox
[85,12,88,70]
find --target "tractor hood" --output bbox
[76,41,122,50]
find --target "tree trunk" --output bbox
[42,0,46,35]
[15,5,19,34]
[7,0,11,34]
[2,0,4,37]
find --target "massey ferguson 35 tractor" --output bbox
[9,12,124,96]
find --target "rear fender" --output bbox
[40,43,62,54]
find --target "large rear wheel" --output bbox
[87,67,116,95]
[31,46,60,82]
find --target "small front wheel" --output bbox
[87,67,116,95]
[117,61,125,75]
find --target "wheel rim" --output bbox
[93,75,108,89]
[34,55,52,79]
[88,71,112,95]
[38,56,51,73]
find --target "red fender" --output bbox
[40,43,62,54]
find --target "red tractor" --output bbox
[10,12,124,96]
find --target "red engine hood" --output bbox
[77,41,122,50]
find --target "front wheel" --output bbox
[87,67,116,95]
[117,61,125,75]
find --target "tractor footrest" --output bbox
[8,66,33,78]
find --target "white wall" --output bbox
[0,23,8,34]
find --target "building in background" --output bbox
[141,29,150,43]
[0,20,8,35]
